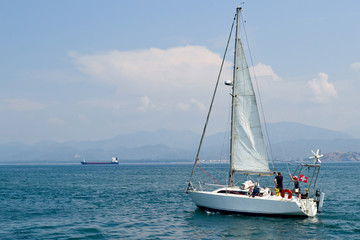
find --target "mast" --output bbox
[228,6,241,186]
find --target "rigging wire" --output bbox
[196,162,225,188]
[240,12,276,172]
[186,12,237,192]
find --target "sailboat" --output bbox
[186,6,325,217]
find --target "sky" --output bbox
[1,0,360,144]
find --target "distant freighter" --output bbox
[81,157,119,165]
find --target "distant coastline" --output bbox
[0,151,359,165]
[1,124,360,164]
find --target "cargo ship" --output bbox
[81,156,119,165]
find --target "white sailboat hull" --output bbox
[188,190,317,217]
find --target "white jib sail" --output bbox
[231,37,271,175]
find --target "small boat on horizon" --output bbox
[81,156,119,165]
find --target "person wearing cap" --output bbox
[289,173,301,199]
[274,171,283,194]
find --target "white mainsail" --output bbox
[230,26,271,175]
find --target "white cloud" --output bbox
[350,61,360,70]
[70,45,231,118]
[69,46,227,89]
[191,98,207,113]
[0,99,46,112]
[251,62,282,82]
[136,96,156,112]
[177,99,207,113]
[308,72,338,103]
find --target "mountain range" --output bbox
[1,122,359,164]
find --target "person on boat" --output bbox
[289,174,301,199]
[274,171,283,194]
[251,184,260,197]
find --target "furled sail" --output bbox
[230,35,271,175]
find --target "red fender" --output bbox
[281,189,292,199]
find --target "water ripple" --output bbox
[0,163,359,239]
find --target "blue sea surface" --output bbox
[0,162,359,239]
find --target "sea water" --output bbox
[0,163,359,239]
